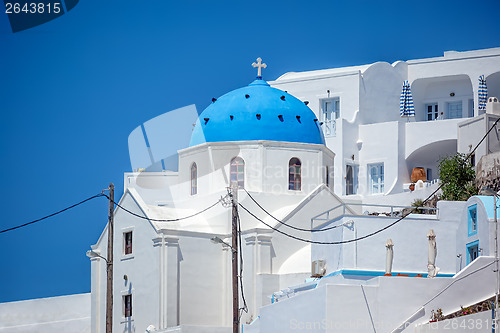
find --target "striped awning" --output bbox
[400,80,415,117]
[478,75,488,112]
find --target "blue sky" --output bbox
[0,0,499,302]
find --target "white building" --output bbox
[2,48,500,333]
[87,48,500,333]
[90,77,343,332]
[270,47,500,202]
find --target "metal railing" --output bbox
[322,119,336,137]
[311,202,438,229]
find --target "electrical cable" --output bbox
[3,118,496,236]
[0,193,105,234]
[101,193,226,222]
[239,118,500,245]
[239,202,408,245]
[236,208,248,317]
[0,191,227,234]
[243,188,343,232]
[418,117,499,208]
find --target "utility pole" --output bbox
[231,181,239,333]
[106,183,115,333]
[494,193,498,333]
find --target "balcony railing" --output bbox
[311,202,438,229]
[322,119,336,137]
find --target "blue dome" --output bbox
[189,79,325,147]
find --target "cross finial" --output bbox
[252,57,267,78]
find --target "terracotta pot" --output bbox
[409,183,415,191]
[411,167,426,183]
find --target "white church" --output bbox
[1,47,500,333]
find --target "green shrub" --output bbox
[438,153,477,201]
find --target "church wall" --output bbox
[176,233,228,327]
[124,172,179,206]
[263,146,323,194]
[178,142,334,201]
[238,192,312,232]
[211,144,261,192]
[269,188,344,274]
[91,192,161,333]
[178,147,213,199]
[114,195,160,333]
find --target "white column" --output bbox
[244,233,273,322]
[153,235,180,328]
[152,236,164,329]
[89,255,102,333]
[165,236,180,327]
[244,235,257,322]
[256,235,273,274]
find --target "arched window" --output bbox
[289,158,301,191]
[230,157,245,189]
[191,163,197,195]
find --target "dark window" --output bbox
[124,232,132,255]
[427,104,438,121]
[467,241,479,265]
[346,165,353,195]
[124,294,132,318]
[289,158,301,191]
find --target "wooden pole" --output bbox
[231,182,239,333]
[106,183,114,333]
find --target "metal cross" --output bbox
[252,57,267,77]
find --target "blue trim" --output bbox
[466,240,480,265]
[468,204,478,237]
[474,196,500,219]
[322,268,454,279]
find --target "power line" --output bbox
[236,210,248,317]
[0,193,105,234]
[101,193,226,222]
[0,191,227,234]
[3,118,496,236]
[243,188,342,232]
[420,117,499,207]
[239,118,500,245]
[239,202,413,245]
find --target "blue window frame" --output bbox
[466,240,479,265]
[467,204,477,237]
